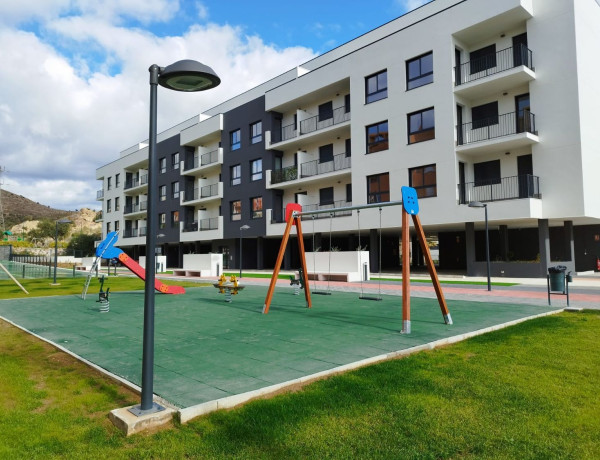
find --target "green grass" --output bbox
[0,276,210,299]
[0,310,599,458]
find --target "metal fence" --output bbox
[455,45,533,86]
[458,174,540,204]
[458,111,536,145]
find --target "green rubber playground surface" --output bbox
[0,284,557,409]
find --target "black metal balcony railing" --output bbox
[300,106,351,135]
[301,153,351,178]
[272,200,352,223]
[124,175,148,190]
[458,111,536,145]
[182,221,197,232]
[124,201,148,214]
[96,189,104,199]
[455,45,534,86]
[271,165,298,184]
[458,174,540,204]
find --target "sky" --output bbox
[0,0,431,212]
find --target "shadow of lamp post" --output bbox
[129,60,220,417]
[468,201,491,291]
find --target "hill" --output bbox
[1,189,73,230]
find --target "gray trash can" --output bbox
[548,265,567,292]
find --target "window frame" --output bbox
[159,157,166,174]
[251,196,263,219]
[474,160,501,186]
[406,52,434,90]
[319,144,334,164]
[319,187,334,206]
[115,173,120,188]
[171,181,180,199]
[106,199,112,213]
[159,185,167,201]
[471,101,499,129]
[231,200,242,221]
[365,69,388,103]
[171,152,180,170]
[230,129,241,151]
[409,164,437,198]
[318,101,333,122]
[159,213,166,230]
[366,121,389,154]
[367,173,390,204]
[114,196,120,211]
[408,108,435,144]
[250,121,262,144]
[250,159,262,181]
[231,164,241,186]
[171,210,179,228]
[470,44,497,75]
[107,177,112,190]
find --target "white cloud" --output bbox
[195,1,209,20]
[0,12,316,211]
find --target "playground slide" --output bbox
[96,231,185,295]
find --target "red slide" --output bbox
[118,253,185,294]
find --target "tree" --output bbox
[66,232,101,257]
[28,219,71,240]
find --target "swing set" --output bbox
[263,186,453,334]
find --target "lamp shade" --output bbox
[158,60,221,92]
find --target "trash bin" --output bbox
[548,265,567,291]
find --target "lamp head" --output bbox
[158,60,221,92]
[468,201,486,208]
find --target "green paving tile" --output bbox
[0,285,557,409]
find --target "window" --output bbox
[171,211,179,228]
[474,160,501,186]
[470,44,496,74]
[250,159,262,181]
[172,181,180,199]
[407,52,433,90]
[115,197,120,211]
[159,185,166,201]
[367,173,390,204]
[115,173,120,188]
[471,102,498,129]
[345,94,351,113]
[365,70,388,103]
[366,121,389,153]
[106,199,112,213]
[409,164,437,198]
[231,164,241,186]
[159,213,166,229]
[319,187,334,206]
[250,121,262,144]
[107,177,112,190]
[230,129,241,150]
[251,197,263,219]
[231,200,241,221]
[408,108,435,144]
[346,184,352,203]
[172,152,179,170]
[318,101,333,122]
[106,222,111,233]
[345,138,351,157]
[159,158,166,173]
[114,220,119,232]
[319,144,333,164]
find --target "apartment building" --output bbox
[96,0,600,277]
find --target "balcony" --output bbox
[96,190,104,200]
[456,111,539,155]
[180,216,223,241]
[182,217,220,233]
[95,211,103,222]
[271,200,352,224]
[182,148,223,177]
[454,46,535,100]
[269,154,351,188]
[269,106,351,149]
[181,182,223,206]
[458,174,540,204]
[123,227,147,239]
[124,175,148,194]
[123,201,148,217]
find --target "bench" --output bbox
[172,269,210,277]
[307,272,351,282]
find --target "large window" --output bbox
[366,121,389,153]
[171,152,179,170]
[471,101,498,129]
[406,52,433,90]
[470,44,496,74]
[250,159,262,181]
[409,164,437,198]
[408,108,435,144]
[365,70,388,103]
[319,187,334,206]
[250,121,262,144]
[318,101,333,122]
[159,157,166,173]
[231,164,241,186]
[231,200,241,221]
[230,129,241,151]
[367,173,390,204]
[251,197,263,219]
[159,185,166,201]
[172,181,179,199]
[319,144,333,163]
[474,160,501,186]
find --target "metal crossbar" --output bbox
[292,199,403,218]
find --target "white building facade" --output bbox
[97,0,600,277]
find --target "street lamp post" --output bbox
[239,225,250,278]
[468,201,491,291]
[130,60,220,417]
[53,218,72,284]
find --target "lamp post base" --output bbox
[128,402,166,417]
[110,403,174,436]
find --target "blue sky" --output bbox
[0,0,430,213]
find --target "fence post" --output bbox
[23,266,26,278]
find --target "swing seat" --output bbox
[359,295,382,301]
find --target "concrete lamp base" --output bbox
[109,404,175,436]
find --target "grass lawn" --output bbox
[0,308,598,459]
[0,277,210,300]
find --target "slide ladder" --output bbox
[81,231,119,300]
